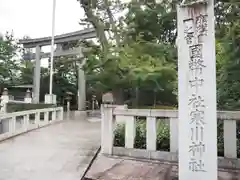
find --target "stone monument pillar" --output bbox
[33,45,41,103]
[177,0,217,179]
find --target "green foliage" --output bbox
[1,0,240,109]
[216,18,240,110]
[85,38,177,105]
[114,120,170,150]
[125,0,177,43]
[7,103,56,113]
[134,119,147,149]
[114,120,240,157]
[114,124,125,147]
[0,33,20,86]
[156,120,170,151]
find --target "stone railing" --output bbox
[1,88,33,113]
[101,105,240,169]
[0,107,63,141]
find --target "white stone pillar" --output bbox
[24,89,32,103]
[177,1,217,180]
[78,68,86,111]
[101,104,114,155]
[33,45,41,103]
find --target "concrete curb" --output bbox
[81,146,101,180]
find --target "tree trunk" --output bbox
[154,91,157,107]
[80,1,109,56]
[112,88,124,105]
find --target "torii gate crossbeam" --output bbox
[19,28,97,112]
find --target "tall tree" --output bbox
[0,32,19,87]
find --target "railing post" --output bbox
[125,116,136,149]
[10,116,16,134]
[170,117,178,152]
[35,112,40,125]
[146,116,156,151]
[60,107,64,120]
[44,112,49,123]
[24,114,30,131]
[224,120,237,158]
[101,104,114,155]
[52,110,56,121]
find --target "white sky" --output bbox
[0,0,86,66]
[0,0,85,39]
[0,0,129,67]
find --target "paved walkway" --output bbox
[86,155,240,180]
[0,115,101,180]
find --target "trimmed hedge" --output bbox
[7,103,56,113]
[6,103,56,120]
[114,119,240,157]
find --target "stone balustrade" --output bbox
[0,107,63,141]
[101,105,240,169]
[0,88,33,113]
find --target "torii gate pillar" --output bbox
[78,67,86,111]
[33,45,41,103]
[177,0,217,179]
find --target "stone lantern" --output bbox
[65,92,73,112]
[92,95,96,110]
[102,92,114,104]
[2,88,8,95]
[24,89,32,103]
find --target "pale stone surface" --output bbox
[44,94,57,104]
[33,45,41,103]
[0,115,101,180]
[146,117,157,151]
[78,68,86,111]
[85,155,240,180]
[177,1,217,179]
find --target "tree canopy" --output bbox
[1,0,240,109]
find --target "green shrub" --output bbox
[156,120,170,151]
[114,123,125,147]
[217,120,224,156]
[113,119,240,157]
[114,119,170,150]
[134,119,146,149]
[7,103,56,113]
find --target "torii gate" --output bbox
[19,28,97,111]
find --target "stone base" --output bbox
[85,154,240,180]
[74,111,87,120]
[44,94,57,104]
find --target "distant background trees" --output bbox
[1,0,240,110]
